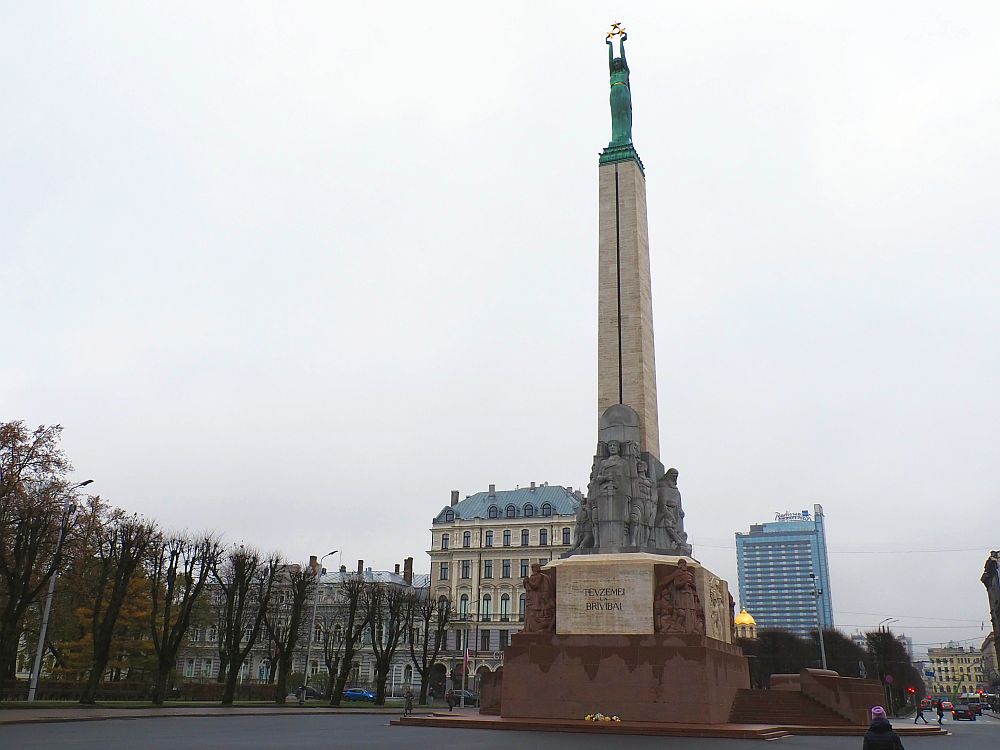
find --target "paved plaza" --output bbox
[1,713,999,750]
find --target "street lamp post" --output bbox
[809,573,828,670]
[28,479,94,702]
[300,549,337,704]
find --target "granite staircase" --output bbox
[728,689,854,726]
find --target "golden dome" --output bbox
[734,608,756,626]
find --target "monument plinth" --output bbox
[497,26,749,724]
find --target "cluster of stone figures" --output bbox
[568,437,691,554]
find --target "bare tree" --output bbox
[0,422,71,691]
[213,546,280,705]
[364,580,410,705]
[147,532,222,704]
[263,563,316,703]
[79,513,159,704]
[330,573,369,706]
[318,611,345,700]
[407,590,452,704]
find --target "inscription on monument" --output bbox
[556,563,653,634]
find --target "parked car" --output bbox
[452,689,479,706]
[342,688,376,702]
[952,703,976,721]
[297,685,323,700]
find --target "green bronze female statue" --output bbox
[607,32,632,146]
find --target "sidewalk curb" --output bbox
[0,708,438,727]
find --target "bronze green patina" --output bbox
[600,31,643,170]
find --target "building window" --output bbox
[500,594,510,622]
[455,629,463,650]
[442,534,449,549]
[463,531,471,548]
[481,630,491,652]
[488,506,499,519]
[520,559,529,577]
[203,659,213,678]
[503,530,511,546]
[461,560,471,578]
[506,505,516,518]
[521,529,529,546]
[541,503,552,517]
[502,559,511,578]
[539,529,548,546]
[524,504,534,517]
[460,594,469,620]
[485,530,494,547]
[483,560,493,578]
[445,509,455,522]
[208,625,217,642]
[482,594,492,622]
[518,593,526,621]
[185,659,194,678]
[562,527,571,545]
[439,562,449,580]
[500,630,509,649]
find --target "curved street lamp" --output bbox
[28,479,94,701]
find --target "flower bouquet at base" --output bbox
[583,712,622,723]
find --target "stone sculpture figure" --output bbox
[568,493,595,552]
[522,563,555,633]
[653,468,692,555]
[606,28,632,147]
[629,460,655,547]
[653,559,705,635]
[709,577,724,640]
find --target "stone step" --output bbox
[729,689,853,726]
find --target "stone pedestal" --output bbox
[501,633,749,723]
[499,554,749,723]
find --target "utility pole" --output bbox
[809,573,828,670]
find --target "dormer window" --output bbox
[444,509,455,522]
[505,504,516,518]
[524,504,534,517]
[541,503,553,517]
[488,505,499,519]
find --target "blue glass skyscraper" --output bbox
[735,504,834,637]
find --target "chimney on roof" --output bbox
[568,486,573,493]
[488,483,496,496]
[403,557,413,585]
[450,490,459,507]
[394,563,400,574]
[530,481,536,491]
[309,555,318,572]
[357,559,364,574]
[339,565,347,573]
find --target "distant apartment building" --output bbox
[428,483,576,691]
[927,644,987,696]
[735,504,833,637]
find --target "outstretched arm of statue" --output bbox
[607,37,614,68]
[619,35,627,67]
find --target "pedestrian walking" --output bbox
[403,687,414,716]
[863,706,905,750]
[913,700,929,724]
[446,688,456,712]
[935,701,944,725]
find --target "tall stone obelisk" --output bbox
[597,29,659,459]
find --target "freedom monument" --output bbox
[496,25,751,723]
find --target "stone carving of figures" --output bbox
[596,440,629,497]
[709,577,724,640]
[522,563,555,633]
[568,492,595,552]
[629,460,655,547]
[653,559,705,635]
[728,592,737,641]
[654,468,691,554]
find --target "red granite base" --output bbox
[500,632,750,723]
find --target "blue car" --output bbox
[343,688,376,702]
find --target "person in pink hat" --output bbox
[863,705,905,750]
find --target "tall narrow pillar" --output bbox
[597,155,659,457]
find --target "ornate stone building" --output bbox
[927,644,987,696]
[428,483,576,691]
[982,551,1000,679]
[734,608,758,640]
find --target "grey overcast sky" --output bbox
[3,3,999,655]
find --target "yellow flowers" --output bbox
[584,712,622,723]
